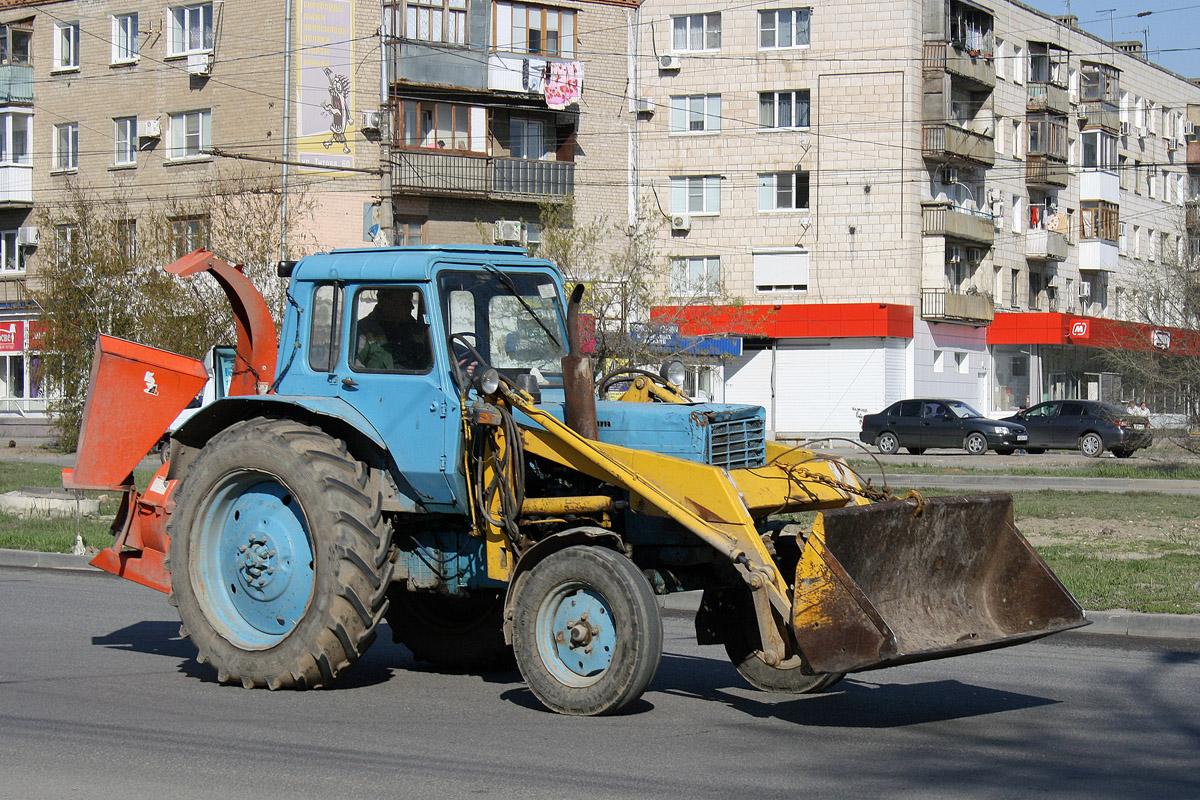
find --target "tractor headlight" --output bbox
[660,359,686,386]
[475,368,500,396]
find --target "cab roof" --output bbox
[289,245,560,283]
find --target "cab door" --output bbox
[336,284,461,510]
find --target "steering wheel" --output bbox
[596,368,687,400]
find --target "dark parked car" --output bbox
[859,398,1028,455]
[1001,400,1152,458]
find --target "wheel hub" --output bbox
[237,534,285,597]
[545,590,616,679]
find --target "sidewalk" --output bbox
[3,548,1196,642]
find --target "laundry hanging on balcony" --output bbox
[545,61,582,110]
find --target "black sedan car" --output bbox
[859,398,1028,455]
[1001,400,1152,458]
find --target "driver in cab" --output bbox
[355,287,432,372]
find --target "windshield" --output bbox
[437,269,567,385]
[946,400,983,419]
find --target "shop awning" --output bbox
[650,303,913,340]
[989,312,1200,356]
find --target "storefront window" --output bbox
[991,345,1031,411]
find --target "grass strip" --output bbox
[846,460,1200,481]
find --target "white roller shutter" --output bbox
[774,339,891,434]
[723,347,774,432]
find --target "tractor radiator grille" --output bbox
[706,415,766,470]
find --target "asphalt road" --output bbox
[2,567,1198,800]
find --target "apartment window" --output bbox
[399,100,483,152]
[112,13,139,62]
[54,21,80,69]
[509,117,553,160]
[670,256,720,296]
[669,95,721,133]
[1080,130,1116,171]
[1011,44,1024,84]
[759,90,809,129]
[1,231,26,273]
[117,219,137,260]
[1148,170,1157,200]
[0,112,30,164]
[759,8,810,48]
[1013,119,1024,159]
[758,171,809,211]
[671,176,720,215]
[1080,200,1118,243]
[1029,42,1067,86]
[1147,228,1156,262]
[1133,225,1141,258]
[672,13,720,52]
[1080,62,1119,105]
[54,123,78,171]
[933,350,945,372]
[1118,221,1127,254]
[1010,268,1019,308]
[169,3,214,56]
[1118,154,1129,190]
[0,25,32,66]
[168,109,211,159]
[396,0,469,46]
[1027,114,1068,160]
[949,0,993,53]
[493,2,572,56]
[753,250,808,292]
[170,216,208,258]
[395,219,424,245]
[1133,160,1142,195]
[114,117,137,166]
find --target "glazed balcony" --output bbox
[922,202,995,245]
[392,150,573,201]
[921,288,995,325]
[922,123,995,167]
[1026,156,1069,188]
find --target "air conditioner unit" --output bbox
[494,220,523,243]
[187,52,213,76]
[944,167,959,185]
[1138,126,1149,140]
[1078,280,1092,298]
[1119,120,1131,136]
[1167,138,1179,152]
[658,54,681,71]
[632,98,654,114]
[136,118,161,139]
[360,110,381,132]
[17,226,38,247]
[670,214,691,232]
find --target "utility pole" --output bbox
[379,109,394,247]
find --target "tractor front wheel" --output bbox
[166,417,391,689]
[511,546,662,716]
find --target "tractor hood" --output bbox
[526,401,767,470]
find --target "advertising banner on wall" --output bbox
[296,0,355,172]
[0,320,23,353]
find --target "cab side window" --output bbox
[308,284,343,373]
[351,286,433,373]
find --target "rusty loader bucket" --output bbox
[793,495,1087,674]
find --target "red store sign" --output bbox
[0,321,24,353]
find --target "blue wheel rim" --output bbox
[535,582,616,687]
[191,473,314,649]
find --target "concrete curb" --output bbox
[4,549,1197,642]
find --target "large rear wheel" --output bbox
[700,588,844,694]
[511,546,662,716]
[387,588,513,670]
[166,417,391,689]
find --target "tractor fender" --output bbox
[167,396,427,513]
[501,526,626,643]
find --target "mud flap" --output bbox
[792,495,1088,675]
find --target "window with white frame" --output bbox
[1118,221,1127,254]
[956,352,970,374]
[671,176,720,215]
[759,90,809,129]
[169,3,213,56]
[670,255,720,296]
[53,21,80,69]
[112,13,139,62]
[396,0,468,45]
[669,94,721,133]
[168,109,210,159]
[758,171,809,211]
[758,8,810,48]
[114,117,136,165]
[0,112,30,164]
[753,250,808,292]
[54,123,78,171]
[399,100,484,152]
[1,230,26,273]
[509,117,553,159]
[493,2,572,56]
[672,13,720,52]
[1080,130,1116,171]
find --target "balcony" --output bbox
[1079,169,1119,203]
[0,164,32,206]
[922,124,995,167]
[0,275,28,307]
[921,288,995,325]
[923,42,996,89]
[1188,138,1200,172]
[1026,156,1069,188]
[1026,229,1068,261]
[1079,101,1119,132]
[392,150,573,201]
[1078,240,1118,272]
[922,202,994,244]
[1027,82,1069,114]
[1187,199,1199,233]
[0,65,31,104]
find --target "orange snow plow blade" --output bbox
[793,495,1088,674]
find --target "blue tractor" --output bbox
[71,245,1087,716]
